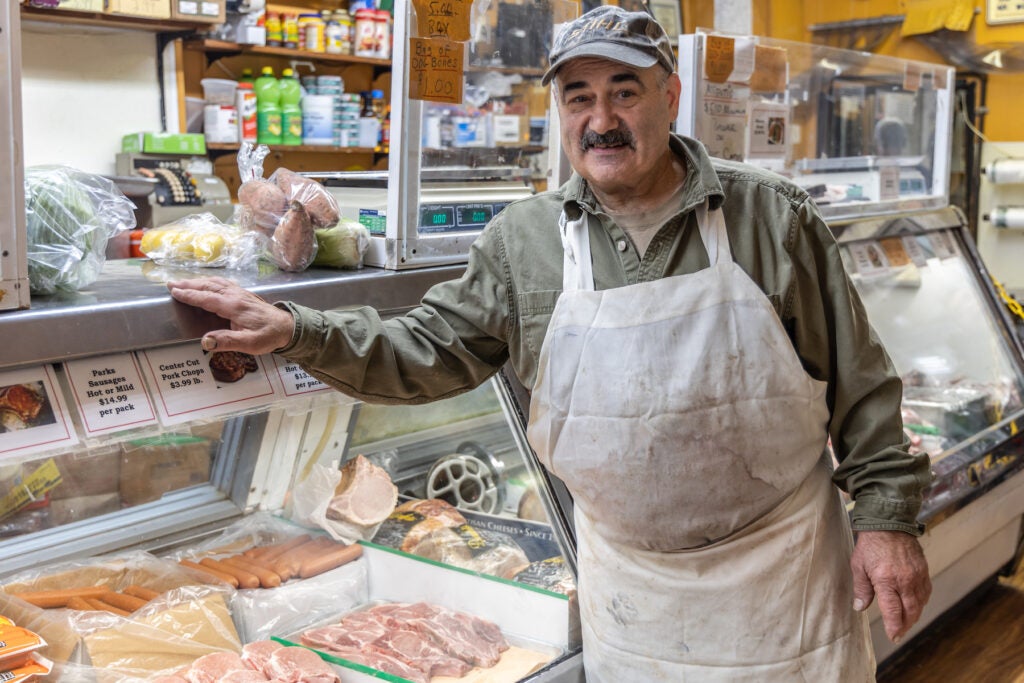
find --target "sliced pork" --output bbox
[266,645,339,683]
[188,652,249,683]
[326,455,398,528]
[323,646,428,683]
[241,640,285,676]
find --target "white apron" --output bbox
[527,203,875,681]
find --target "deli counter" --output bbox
[0,261,584,682]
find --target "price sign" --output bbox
[704,35,735,83]
[140,343,277,426]
[272,357,330,396]
[66,353,157,436]
[0,365,78,459]
[412,0,471,40]
[409,37,464,104]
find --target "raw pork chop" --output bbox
[241,640,284,675]
[326,455,397,527]
[370,627,472,677]
[324,646,428,683]
[188,652,249,683]
[266,646,339,683]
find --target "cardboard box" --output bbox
[106,0,169,18]
[50,447,121,500]
[169,0,224,23]
[121,132,206,155]
[119,435,211,506]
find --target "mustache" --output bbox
[580,128,636,151]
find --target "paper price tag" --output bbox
[65,353,157,436]
[412,0,471,40]
[847,241,890,276]
[273,357,330,396]
[928,230,958,260]
[140,344,277,426]
[409,37,464,104]
[0,365,78,459]
[902,235,929,267]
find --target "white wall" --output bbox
[20,22,163,175]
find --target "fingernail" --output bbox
[893,635,902,644]
[852,599,865,611]
[201,336,217,351]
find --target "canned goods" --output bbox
[354,8,377,57]
[298,12,325,53]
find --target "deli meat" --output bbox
[188,652,249,683]
[266,646,339,683]
[326,454,398,528]
[300,601,509,678]
[241,640,285,675]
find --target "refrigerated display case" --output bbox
[830,206,1024,662]
[0,263,583,681]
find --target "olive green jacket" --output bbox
[279,134,932,535]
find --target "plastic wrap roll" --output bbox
[984,159,1024,184]
[990,206,1024,229]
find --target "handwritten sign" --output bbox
[879,237,911,267]
[140,343,277,426]
[750,45,787,93]
[0,365,78,460]
[272,357,330,397]
[66,353,157,437]
[704,35,735,83]
[412,0,471,40]
[699,81,747,161]
[409,37,464,104]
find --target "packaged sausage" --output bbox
[0,653,52,682]
[0,621,46,671]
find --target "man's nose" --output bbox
[588,99,619,134]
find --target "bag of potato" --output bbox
[139,213,266,270]
[235,144,340,273]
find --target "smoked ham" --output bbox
[325,455,398,529]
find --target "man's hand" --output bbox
[850,530,931,643]
[167,276,295,355]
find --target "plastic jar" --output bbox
[282,13,299,49]
[334,9,353,55]
[374,10,391,59]
[302,94,337,145]
[297,13,324,53]
[354,8,377,57]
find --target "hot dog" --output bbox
[66,597,94,611]
[178,559,240,587]
[220,555,282,589]
[200,558,259,589]
[100,591,148,613]
[84,598,131,617]
[123,585,160,601]
[260,534,314,563]
[271,537,333,581]
[10,586,109,608]
[299,543,363,579]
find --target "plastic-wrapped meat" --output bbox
[405,605,507,667]
[408,524,531,579]
[220,671,271,682]
[369,628,471,678]
[324,646,428,683]
[302,616,389,650]
[512,557,577,596]
[241,640,285,676]
[266,646,339,683]
[372,499,467,552]
[188,652,249,683]
[326,454,398,528]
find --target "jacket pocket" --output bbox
[514,289,562,386]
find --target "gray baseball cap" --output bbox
[542,5,677,86]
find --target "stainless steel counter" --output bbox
[0,259,464,369]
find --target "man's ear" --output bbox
[666,72,682,120]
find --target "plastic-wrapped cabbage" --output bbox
[312,219,370,269]
[24,166,136,294]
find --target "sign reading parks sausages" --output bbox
[66,353,157,436]
[140,343,277,426]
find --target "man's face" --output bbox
[554,57,681,197]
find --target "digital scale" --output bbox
[312,168,535,270]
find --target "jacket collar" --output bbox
[560,134,726,218]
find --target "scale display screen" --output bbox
[418,202,509,234]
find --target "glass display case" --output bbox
[830,206,1024,661]
[320,0,576,270]
[0,263,582,681]
[675,29,955,223]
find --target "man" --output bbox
[169,6,932,680]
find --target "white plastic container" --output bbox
[204,104,239,143]
[302,94,336,145]
[200,78,238,105]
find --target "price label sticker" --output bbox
[65,353,157,436]
[409,37,464,104]
[412,0,471,40]
[0,365,78,460]
[272,357,330,396]
[140,344,277,426]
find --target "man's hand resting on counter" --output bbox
[168,276,295,355]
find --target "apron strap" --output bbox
[695,200,733,267]
[559,210,595,292]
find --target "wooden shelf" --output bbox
[21,5,211,31]
[206,143,384,154]
[187,39,391,68]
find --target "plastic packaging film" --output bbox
[984,159,1024,184]
[989,206,1024,229]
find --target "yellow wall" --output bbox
[738,0,1024,141]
